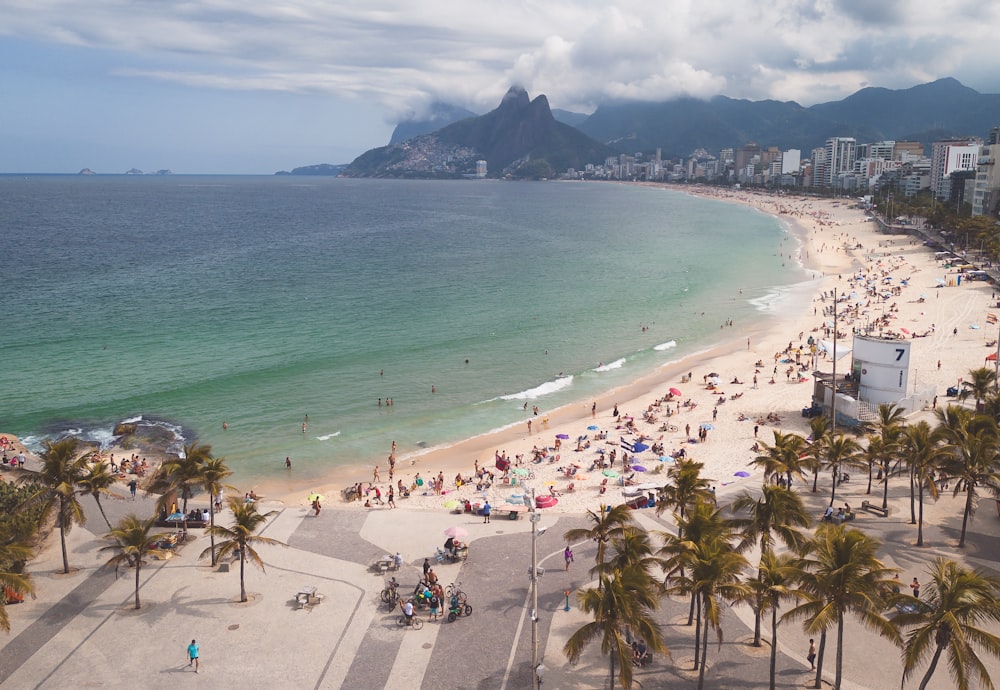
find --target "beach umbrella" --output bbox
[587,425,599,431]
[513,468,530,476]
[507,495,524,504]
[900,328,911,335]
[631,442,650,453]
[708,372,719,378]
[669,387,682,396]
[631,465,647,472]
[544,480,557,487]
[556,433,569,439]
[307,493,324,502]
[700,423,714,431]
[733,471,750,478]
[443,500,461,510]
[444,526,468,538]
[602,469,619,478]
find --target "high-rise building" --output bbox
[893,141,924,162]
[930,138,981,199]
[781,149,801,175]
[825,137,856,187]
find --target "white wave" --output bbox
[315,431,341,441]
[121,415,144,424]
[500,375,574,400]
[593,358,626,372]
[654,340,677,351]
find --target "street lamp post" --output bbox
[530,489,541,690]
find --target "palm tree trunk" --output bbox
[866,461,873,494]
[239,549,247,602]
[917,642,945,690]
[753,601,762,647]
[916,483,925,546]
[134,560,142,609]
[609,644,615,689]
[95,496,113,532]
[830,467,838,507]
[813,629,827,689]
[835,611,844,690]
[697,599,710,690]
[209,500,217,566]
[882,461,890,511]
[812,467,819,493]
[693,594,701,669]
[769,604,778,690]
[59,497,70,574]
[959,485,973,547]
[908,465,916,524]
[688,591,696,625]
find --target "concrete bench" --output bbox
[861,500,889,517]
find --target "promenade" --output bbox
[0,475,997,689]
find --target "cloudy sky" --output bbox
[3,0,999,174]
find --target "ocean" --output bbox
[1,176,808,484]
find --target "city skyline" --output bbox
[4,1,1000,174]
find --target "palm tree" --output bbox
[19,438,89,574]
[100,515,170,610]
[861,434,886,496]
[595,526,659,579]
[752,551,805,690]
[895,557,1000,690]
[150,441,213,519]
[659,500,739,654]
[200,496,285,602]
[786,525,900,689]
[0,536,34,632]
[868,403,906,511]
[199,456,233,566]
[935,406,1000,548]
[688,535,750,689]
[750,430,809,488]
[825,434,863,508]
[564,503,633,588]
[900,421,948,547]
[564,564,666,689]
[959,366,997,410]
[731,484,811,645]
[77,460,119,531]
[806,416,831,493]
[655,458,715,522]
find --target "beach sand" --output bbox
[268,188,997,515]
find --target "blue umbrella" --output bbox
[734,471,750,477]
[631,465,647,472]
[631,442,650,453]
[700,423,714,431]
[587,425,599,431]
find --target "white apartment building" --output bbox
[781,149,801,175]
[930,139,981,200]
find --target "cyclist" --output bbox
[402,599,414,625]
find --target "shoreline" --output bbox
[260,187,865,507]
[10,185,996,516]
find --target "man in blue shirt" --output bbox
[187,639,199,673]
[482,501,491,524]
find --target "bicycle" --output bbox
[380,577,400,605]
[397,614,424,630]
[446,582,468,604]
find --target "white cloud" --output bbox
[5,0,1000,114]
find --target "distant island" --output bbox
[77,168,172,175]
[275,163,348,176]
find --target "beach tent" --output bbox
[819,340,852,360]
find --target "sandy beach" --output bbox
[272,187,998,515]
[6,187,993,515]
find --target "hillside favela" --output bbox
[5,13,1000,690]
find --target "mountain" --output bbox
[275,163,348,176]
[388,102,478,145]
[344,87,614,178]
[577,78,1000,156]
[551,108,590,127]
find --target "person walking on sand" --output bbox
[128,478,137,500]
[482,500,491,524]
[187,639,200,673]
[312,497,321,516]
[373,465,380,482]
[807,638,816,670]
[564,546,574,571]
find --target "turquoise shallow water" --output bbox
[1,176,806,483]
